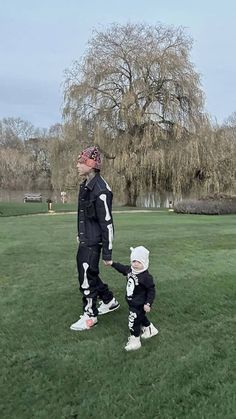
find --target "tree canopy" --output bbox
[64,23,204,134]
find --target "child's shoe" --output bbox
[141,323,158,339]
[125,335,141,351]
[70,313,97,331]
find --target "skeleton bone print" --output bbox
[126,273,139,297]
[128,311,137,331]
[81,262,89,294]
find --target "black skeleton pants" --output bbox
[128,305,151,337]
[76,244,113,317]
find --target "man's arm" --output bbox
[95,191,114,260]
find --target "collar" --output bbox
[131,267,147,275]
[82,173,100,191]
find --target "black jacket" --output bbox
[111,262,156,308]
[77,173,114,260]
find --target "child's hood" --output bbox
[130,246,149,271]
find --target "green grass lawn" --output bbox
[0,202,77,216]
[0,211,235,418]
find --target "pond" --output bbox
[0,189,186,208]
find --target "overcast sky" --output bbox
[0,0,235,129]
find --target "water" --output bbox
[0,189,60,203]
[0,188,180,208]
[137,191,175,208]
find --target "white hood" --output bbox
[130,246,149,274]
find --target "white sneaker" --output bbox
[125,335,141,351]
[70,313,98,331]
[141,323,158,339]
[98,298,120,315]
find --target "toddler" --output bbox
[105,246,158,351]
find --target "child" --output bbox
[105,246,158,351]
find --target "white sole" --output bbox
[125,346,141,351]
[70,323,98,331]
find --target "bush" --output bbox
[174,194,236,215]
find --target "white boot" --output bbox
[141,323,158,339]
[125,335,141,351]
[70,313,97,331]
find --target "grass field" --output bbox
[0,210,235,418]
[0,202,77,216]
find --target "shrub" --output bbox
[174,194,236,215]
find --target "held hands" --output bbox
[144,303,151,313]
[103,260,113,266]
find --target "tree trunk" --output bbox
[124,179,138,207]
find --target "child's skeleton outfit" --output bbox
[111,246,158,349]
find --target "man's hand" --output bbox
[144,303,151,313]
[103,260,113,266]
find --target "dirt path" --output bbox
[20,209,166,217]
[47,209,165,215]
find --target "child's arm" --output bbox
[143,274,156,309]
[111,261,130,276]
[144,303,151,313]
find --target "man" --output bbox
[70,146,119,331]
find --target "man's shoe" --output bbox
[141,323,158,339]
[125,335,141,351]
[70,313,98,331]
[98,298,120,315]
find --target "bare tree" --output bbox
[0,117,39,149]
[223,111,236,129]
[63,22,205,205]
[64,23,204,133]
[0,118,54,190]
[49,120,89,194]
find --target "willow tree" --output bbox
[64,22,204,205]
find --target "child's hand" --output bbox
[103,260,113,266]
[144,304,151,313]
